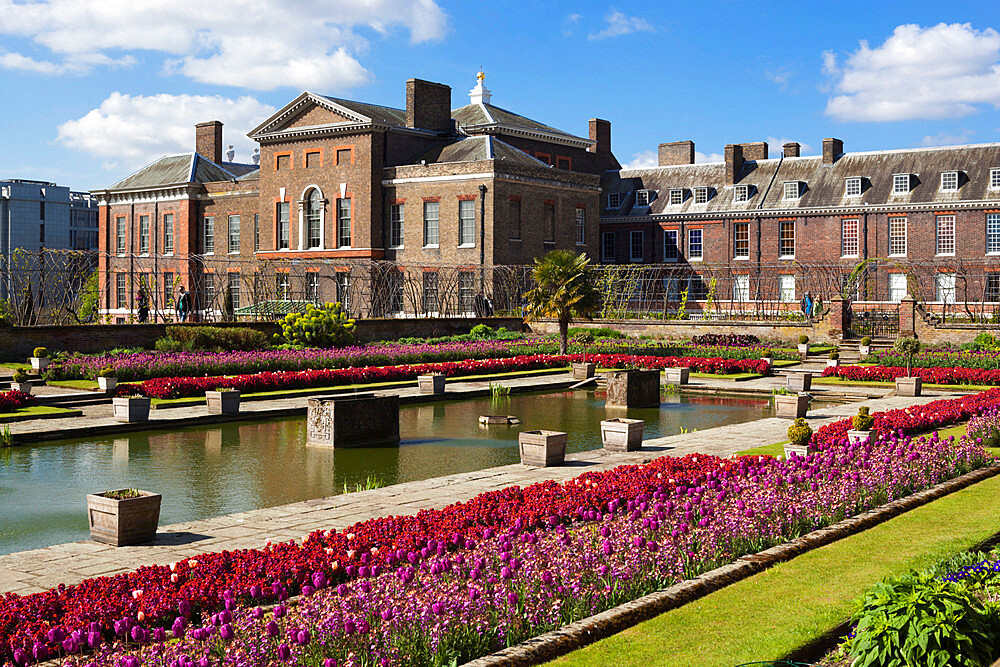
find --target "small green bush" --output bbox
[798,335,809,345]
[469,324,496,339]
[159,325,270,352]
[972,332,999,351]
[276,302,355,348]
[860,336,872,346]
[829,351,839,360]
[852,406,874,431]
[97,366,116,378]
[786,418,812,446]
[32,347,48,358]
[568,326,625,339]
[12,369,28,383]
[894,336,921,375]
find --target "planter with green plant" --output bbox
[571,332,596,379]
[205,387,240,414]
[827,350,841,368]
[86,488,161,546]
[783,417,813,457]
[894,336,922,396]
[10,369,31,394]
[797,335,809,357]
[29,346,49,372]
[774,387,810,419]
[600,417,644,452]
[786,371,812,392]
[417,373,446,395]
[848,406,875,444]
[112,395,151,423]
[97,366,117,394]
[859,335,872,356]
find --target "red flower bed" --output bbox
[121,354,771,399]
[0,390,35,412]
[824,364,1000,386]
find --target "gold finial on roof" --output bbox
[477,71,485,83]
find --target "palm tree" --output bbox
[523,250,601,354]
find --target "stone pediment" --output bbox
[285,104,355,129]
[248,92,373,140]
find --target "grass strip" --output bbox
[0,405,83,422]
[46,379,100,390]
[549,473,1000,667]
[812,376,996,392]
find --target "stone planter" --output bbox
[786,373,812,392]
[98,376,118,394]
[896,376,922,397]
[518,430,567,467]
[847,429,872,445]
[783,443,813,458]
[663,367,690,385]
[206,389,240,415]
[10,381,31,394]
[478,415,520,425]
[600,418,644,452]
[86,490,161,546]
[827,359,840,368]
[30,357,49,372]
[605,369,660,408]
[774,393,810,419]
[417,374,446,394]
[112,396,151,423]
[797,344,809,357]
[307,393,400,448]
[859,345,871,357]
[571,362,596,380]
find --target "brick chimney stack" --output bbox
[783,142,801,158]
[823,138,844,165]
[725,144,744,185]
[739,141,768,161]
[588,118,611,154]
[658,140,695,166]
[195,121,223,164]
[406,79,452,133]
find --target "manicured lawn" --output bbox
[0,405,83,422]
[46,379,100,390]
[0,362,31,372]
[549,472,1000,667]
[690,372,763,381]
[812,376,996,392]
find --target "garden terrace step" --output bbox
[34,393,110,408]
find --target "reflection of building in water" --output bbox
[112,438,130,464]
[204,428,222,457]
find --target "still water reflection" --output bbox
[0,390,773,554]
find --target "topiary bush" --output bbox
[786,418,812,446]
[32,347,48,358]
[798,335,809,345]
[829,351,840,360]
[12,369,28,383]
[276,302,355,348]
[97,365,116,378]
[861,336,872,346]
[468,324,496,339]
[852,406,874,431]
[894,336,921,376]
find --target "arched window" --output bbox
[305,189,322,249]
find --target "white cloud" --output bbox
[563,13,581,36]
[56,92,275,170]
[0,0,447,90]
[823,23,1000,122]
[695,151,723,163]
[766,137,813,157]
[921,129,975,146]
[588,11,654,41]
[622,150,658,170]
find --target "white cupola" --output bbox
[469,71,492,105]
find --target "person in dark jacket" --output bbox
[176,286,191,322]
[136,288,149,323]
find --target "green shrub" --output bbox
[798,335,809,345]
[860,336,872,346]
[469,324,496,339]
[852,406,874,431]
[829,351,839,360]
[97,366,116,378]
[276,302,355,348]
[12,369,28,383]
[568,326,625,339]
[159,325,270,352]
[847,570,998,667]
[786,418,812,446]
[894,336,921,376]
[972,332,999,351]
[32,347,48,358]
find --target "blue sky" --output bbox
[1,0,999,190]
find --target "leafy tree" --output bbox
[523,250,600,354]
[894,336,920,377]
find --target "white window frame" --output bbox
[607,192,622,209]
[276,273,290,301]
[277,203,290,250]
[782,181,800,200]
[892,173,911,194]
[779,220,795,259]
[991,168,1000,190]
[116,217,126,255]
[734,185,750,203]
[306,273,319,302]
[687,228,703,261]
[630,230,644,263]
[663,229,678,262]
[987,213,1000,255]
[575,207,586,245]
[163,213,174,254]
[635,189,651,207]
[138,215,149,254]
[423,201,439,247]
[458,199,475,247]
[940,171,959,192]
[935,272,956,304]
[668,188,684,205]
[733,274,750,301]
[779,275,796,303]
[841,218,859,258]
[733,222,749,260]
[694,187,709,204]
[389,203,404,248]
[601,231,616,263]
[203,216,214,254]
[888,273,908,303]
[845,177,862,197]
[936,214,955,256]
[889,217,907,257]
[227,214,240,254]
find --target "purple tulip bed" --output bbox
[47,428,989,667]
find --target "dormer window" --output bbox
[845,177,862,197]
[783,181,801,200]
[668,188,684,205]
[635,189,651,207]
[733,185,750,203]
[893,173,912,194]
[940,171,959,192]
[607,192,622,209]
[694,187,709,204]
[991,168,1000,190]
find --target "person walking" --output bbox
[801,291,813,319]
[176,286,191,322]
[136,288,149,323]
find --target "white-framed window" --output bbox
[892,173,911,194]
[779,221,795,258]
[988,274,1000,303]
[254,214,259,252]
[694,187,709,204]
[277,203,289,250]
[116,216,126,255]
[663,229,678,262]
[336,273,351,312]
[389,203,404,248]
[227,274,241,310]
[601,231,616,263]
[779,275,796,303]
[163,213,174,254]
[139,215,149,253]
[935,272,956,304]
[423,201,439,247]
[630,230,644,262]
[841,218,859,257]
[668,188,684,205]
[783,181,800,199]
[203,216,214,253]
[733,222,749,259]
[202,274,214,312]
[687,228,703,260]
[988,213,1000,254]
[337,198,351,248]
[116,273,127,309]
[991,168,1000,190]
[940,171,959,191]
[607,192,622,209]
[422,271,439,313]
[936,214,955,255]
[845,177,862,197]
[163,272,174,307]
[228,214,240,253]
[306,190,322,249]
[458,271,475,313]
[306,273,319,302]
[888,273,907,303]
[889,217,907,256]
[458,199,475,246]
[635,189,651,207]
[733,274,750,301]
[575,207,586,245]
[276,273,290,300]
[734,185,750,203]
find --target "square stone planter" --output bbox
[417,374,446,394]
[786,373,812,392]
[206,389,240,415]
[572,362,596,380]
[847,429,873,445]
[783,443,813,458]
[797,344,809,357]
[774,393,810,419]
[518,430,567,467]
[605,369,660,408]
[827,359,840,368]
[86,490,161,546]
[600,418,644,452]
[113,396,151,423]
[307,393,400,448]
[30,357,49,372]
[896,376,922,397]
[663,367,690,385]
[98,376,118,394]
[10,381,31,394]
[859,345,871,357]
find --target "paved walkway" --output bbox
[0,383,960,596]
